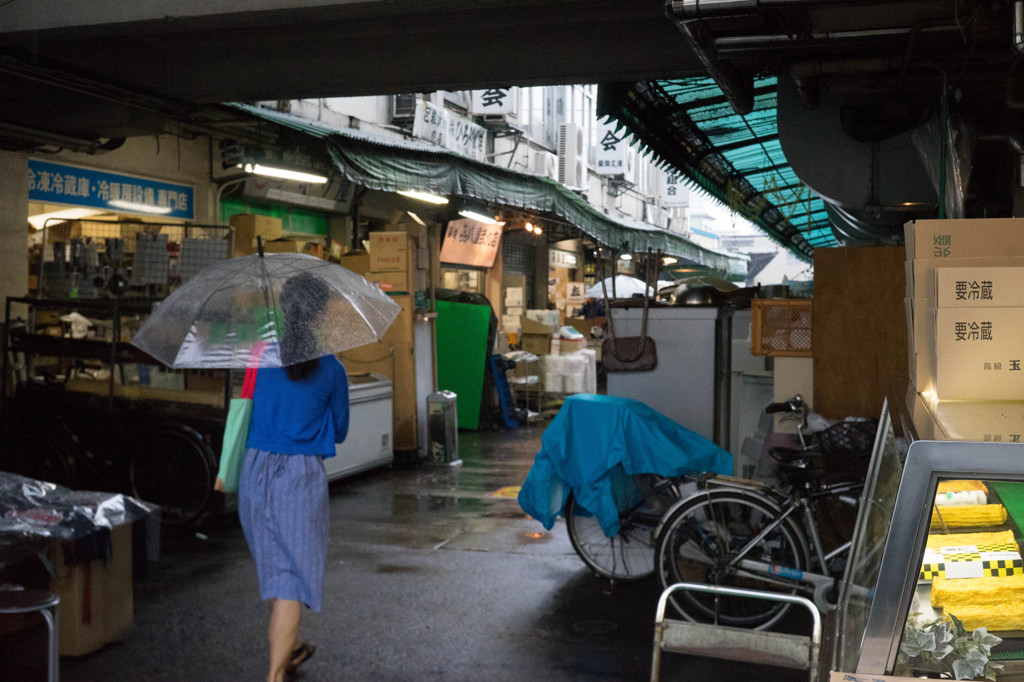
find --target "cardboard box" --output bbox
[230,213,283,243]
[339,249,371,276]
[369,269,410,293]
[565,317,603,339]
[369,231,410,272]
[521,333,550,356]
[520,316,558,335]
[911,392,946,440]
[907,256,1024,300]
[385,223,425,247]
[905,218,1024,261]
[505,287,524,308]
[262,239,323,259]
[556,337,587,354]
[50,523,134,656]
[934,307,1024,400]
[907,297,935,393]
[934,266,1024,308]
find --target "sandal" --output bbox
[286,642,315,673]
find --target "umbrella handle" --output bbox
[257,236,265,257]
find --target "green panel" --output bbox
[219,197,328,237]
[435,300,491,430]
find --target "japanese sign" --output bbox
[413,101,487,161]
[593,121,628,176]
[439,218,503,267]
[28,159,194,220]
[565,282,586,306]
[471,87,518,116]
[662,173,688,207]
[548,249,578,268]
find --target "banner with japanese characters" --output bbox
[28,159,195,220]
[661,172,688,207]
[413,101,487,161]
[439,219,503,267]
[594,121,628,176]
[471,88,518,116]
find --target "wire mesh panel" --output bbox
[750,299,812,357]
[34,220,233,301]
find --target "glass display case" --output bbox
[836,437,1024,679]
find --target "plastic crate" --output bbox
[750,299,812,357]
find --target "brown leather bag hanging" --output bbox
[601,248,658,372]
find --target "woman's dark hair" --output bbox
[280,271,328,381]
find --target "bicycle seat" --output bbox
[769,446,810,463]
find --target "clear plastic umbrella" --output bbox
[131,251,401,368]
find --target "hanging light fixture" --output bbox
[398,190,449,204]
[663,256,678,265]
[243,162,328,184]
[458,209,499,224]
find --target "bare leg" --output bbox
[267,598,301,682]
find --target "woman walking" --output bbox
[235,272,350,681]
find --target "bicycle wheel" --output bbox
[128,423,216,526]
[655,487,810,629]
[566,472,678,581]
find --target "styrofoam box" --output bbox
[914,392,1024,443]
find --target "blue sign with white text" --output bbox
[28,159,194,220]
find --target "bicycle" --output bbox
[564,464,687,582]
[653,396,875,629]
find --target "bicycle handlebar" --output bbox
[765,394,806,415]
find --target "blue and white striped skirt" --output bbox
[238,448,329,612]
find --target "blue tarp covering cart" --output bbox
[518,394,733,536]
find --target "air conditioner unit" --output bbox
[529,150,558,181]
[391,94,418,122]
[620,147,637,185]
[558,122,587,187]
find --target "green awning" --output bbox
[598,78,840,263]
[229,103,748,280]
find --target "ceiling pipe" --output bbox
[666,7,754,114]
[0,121,122,154]
[670,0,857,19]
[714,24,962,56]
[1014,0,1024,53]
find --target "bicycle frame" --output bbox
[681,476,864,613]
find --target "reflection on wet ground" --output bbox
[37,421,810,681]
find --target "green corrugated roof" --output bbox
[598,77,839,263]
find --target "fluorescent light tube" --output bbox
[397,190,449,204]
[244,163,328,184]
[458,209,498,224]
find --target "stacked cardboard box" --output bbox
[230,213,283,257]
[906,218,1024,441]
[367,229,427,295]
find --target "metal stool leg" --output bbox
[0,589,61,682]
[40,604,59,682]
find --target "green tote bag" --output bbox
[216,344,266,493]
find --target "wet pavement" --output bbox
[23,420,812,681]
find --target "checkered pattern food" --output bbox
[922,548,1024,581]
